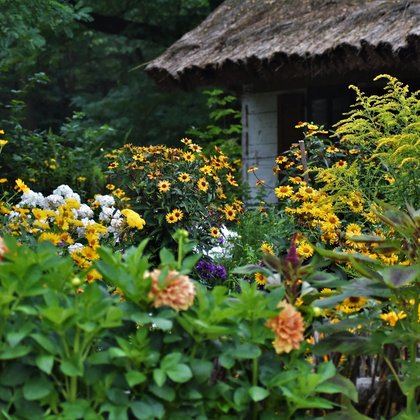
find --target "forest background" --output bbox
[0,0,225,176]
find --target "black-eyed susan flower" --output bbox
[275,185,293,199]
[210,227,221,238]
[197,177,209,192]
[297,242,314,259]
[261,242,274,255]
[178,173,191,182]
[254,272,267,286]
[158,180,171,193]
[172,208,184,222]
[247,166,258,172]
[335,160,347,169]
[183,151,195,162]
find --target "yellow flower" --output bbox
[121,208,146,230]
[275,155,288,164]
[108,161,119,169]
[346,223,362,239]
[223,205,237,221]
[86,269,103,283]
[295,122,307,128]
[226,173,238,187]
[65,198,81,209]
[200,165,212,175]
[288,176,304,185]
[172,208,184,221]
[158,180,171,193]
[380,311,407,327]
[247,166,258,172]
[261,242,274,255]
[326,146,339,153]
[178,173,191,182]
[197,177,209,192]
[0,178,7,183]
[384,174,395,184]
[210,227,221,238]
[335,160,347,169]
[297,242,314,259]
[15,179,30,193]
[180,137,192,145]
[189,143,202,153]
[183,151,195,162]
[336,296,367,313]
[77,176,87,182]
[38,232,61,246]
[254,272,267,286]
[275,185,293,199]
[106,183,116,191]
[0,139,8,146]
[166,212,177,224]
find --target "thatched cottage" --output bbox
[146,0,420,200]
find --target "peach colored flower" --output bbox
[266,301,305,354]
[0,237,8,261]
[148,269,196,312]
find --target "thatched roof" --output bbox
[146,0,420,89]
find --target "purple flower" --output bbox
[196,260,227,281]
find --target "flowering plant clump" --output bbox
[0,181,145,277]
[104,138,243,255]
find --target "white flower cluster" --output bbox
[9,184,126,245]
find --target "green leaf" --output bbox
[153,369,166,387]
[320,375,358,402]
[60,357,84,377]
[190,359,213,383]
[248,386,270,402]
[166,364,193,383]
[161,352,182,370]
[125,371,146,387]
[23,375,53,400]
[380,265,419,288]
[131,398,164,420]
[0,344,31,360]
[151,317,173,331]
[35,354,54,375]
[148,384,176,402]
[30,333,58,354]
[229,343,261,359]
[41,306,74,325]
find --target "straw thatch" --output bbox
[146,0,420,89]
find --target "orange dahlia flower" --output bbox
[148,269,196,312]
[266,301,305,354]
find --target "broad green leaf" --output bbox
[23,376,53,400]
[125,371,146,387]
[35,354,54,375]
[153,369,166,387]
[60,357,84,377]
[131,398,164,420]
[166,364,193,383]
[0,344,31,360]
[190,359,213,383]
[248,386,269,402]
[161,352,182,370]
[229,343,261,359]
[148,384,176,402]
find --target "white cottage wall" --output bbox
[242,91,278,203]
